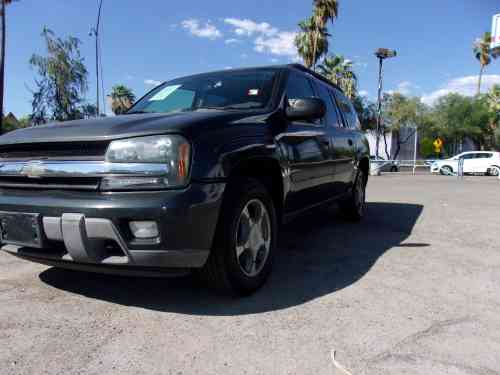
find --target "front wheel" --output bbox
[339,169,367,221]
[198,177,277,296]
[440,166,453,175]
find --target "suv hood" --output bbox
[0,111,258,145]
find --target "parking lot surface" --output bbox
[1,175,499,375]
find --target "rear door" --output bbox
[330,88,359,193]
[474,153,493,173]
[312,81,353,196]
[277,71,333,213]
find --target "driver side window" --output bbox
[286,73,318,124]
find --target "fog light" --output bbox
[129,221,159,239]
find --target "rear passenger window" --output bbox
[314,82,343,128]
[332,88,360,129]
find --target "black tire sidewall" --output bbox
[215,178,277,294]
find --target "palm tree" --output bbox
[312,0,338,70]
[318,54,358,98]
[0,0,17,134]
[473,32,497,95]
[295,17,329,68]
[110,85,135,115]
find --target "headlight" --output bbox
[102,135,191,190]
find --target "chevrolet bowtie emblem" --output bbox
[21,161,46,179]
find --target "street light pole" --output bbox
[374,48,397,159]
[375,57,383,159]
[91,0,103,117]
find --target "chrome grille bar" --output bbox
[0,161,170,179]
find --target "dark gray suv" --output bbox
[0,64,369,295]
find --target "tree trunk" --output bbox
[312,28,318,70]
[383,131,391,160]
[0,0,5,135]
[477,64,484,96]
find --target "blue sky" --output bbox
[5,0,500,117]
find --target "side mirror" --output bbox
[285,98,326,122]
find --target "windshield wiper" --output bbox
[197,104,261,111]
[126,110,154,115]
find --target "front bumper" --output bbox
[0,182,225,272]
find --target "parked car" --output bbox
[0,65,369,295]
[430,151,500,176]
[369,156,400,172]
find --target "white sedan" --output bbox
[430,151,500,176]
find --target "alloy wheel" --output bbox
[235,199,271,277]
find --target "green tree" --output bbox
[0,0,18,134]
[29,28,89,124]
[430,94,493,153]
[487,84,500,122]
[295,17,329,68]
[110,84,135,115]
[312,0,338,69]
[80,103,98,119]
[381,93,428,160]
[318,54,357,98]
[473,32,497,95]
[18,115,30,127]
[419,137,435,158]
[352,95,377,131]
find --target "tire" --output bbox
[488,166,500,177]
[440,165,453,176]
[339,169,367,222]
[390,165,398,173]
[198,177,277,296]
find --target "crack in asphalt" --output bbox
[366,317,473,364]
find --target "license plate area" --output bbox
[0,212,43,248]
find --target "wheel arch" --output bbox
[227,156,285,224]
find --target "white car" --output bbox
[430,151,500,176]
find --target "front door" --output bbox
[278,72,333,213]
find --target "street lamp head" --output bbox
[375,48,397,59]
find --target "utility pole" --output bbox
[374,48,397,159]
[0,0,6,134]
[90,0,103,117]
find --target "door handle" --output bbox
[348,139,354,146]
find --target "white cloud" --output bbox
[270,58,279,63]
[421,75,500,105]
[224,66,233,70]
[254,31,298,58]
[144,79,162,86]
[224,38,240,45]
[224,18,277,37]
[388,81,415,96]
[181,19,222,40]
[223,17,298,59]
[359,90,369,97]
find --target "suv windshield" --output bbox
[129,69,279,114]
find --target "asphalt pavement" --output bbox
[1,174,499,374]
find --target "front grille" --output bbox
[0,141,109,161]
[0,176,100,191]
